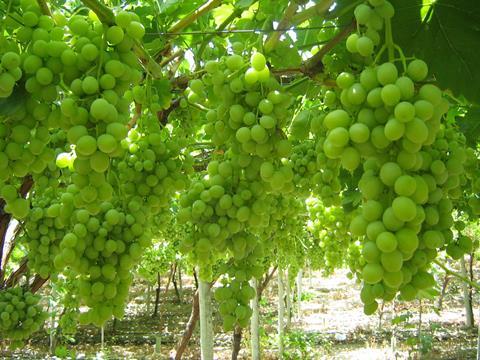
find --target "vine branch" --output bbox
[263,1,300,54]
[302,20,355,76]
[290,0,334,25]
[80,0,115,25]
[36,0,52,16]
[434,260,480,291]
[0,175,34,285]
[168,0,223,34]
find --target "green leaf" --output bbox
[212,4,235,26]
[457,106,480,147]
[391,313,411,325]
[0,84,27,117]
[392,0,480,104]
[269,40,302,68]
[235,0,255,9]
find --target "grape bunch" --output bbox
[0,287,46,347]
[214,277,256,331]
[348,0,393,58]
[288,108,344,204]
[177,163,270,278]
[113,122,192,216]
[20,186,68,279]
[307,198,352,274]
[334,55,471,313]
[214,240,266,331]
[0,0,194,329]
[0,51,22,98]
[186,52,295,193]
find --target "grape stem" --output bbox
[384,17,395,62]
[188,102,211,112]
[160,49,185,68]
[36,0,52,17]
[393,45,408,73]
[97,27,107,80]
[302,21,356,77]
[433,259,480,291]
[1,0,14,32]
[284,76,309,91]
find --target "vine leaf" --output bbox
[392,0,480,104]
[0,85,27,117]
[457,106,480,147]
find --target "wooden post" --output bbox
[175,290,200,360]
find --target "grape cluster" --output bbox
[0,287,46,347]
[348,0,393,58]
[1,0,193,330]
[114,123,192,216]
[186,52,295,193]
[307,198,352,274]
[0,51,22,98]
[215,278,255,331]
[333,55,471,313]
[177,165,269,275]
[52,11,147,209]
[20,187,67,279]
[214,240,266,331]
[288,109,343,204]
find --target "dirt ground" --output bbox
[2,269,478,359]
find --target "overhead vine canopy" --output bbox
[0,0,479,346]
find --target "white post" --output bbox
[101,325,104,351]
[199,280,214,360]
[296,269,303,321]
[460,256,474,327]
[250,278,260,360]
[477,306,480,360]
[309,264,313,288]
[285,268,292,328]
[277,267,285,359]
[391,301,397,358]
[49,286,56,354]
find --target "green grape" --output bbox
[76,135,97,156]
[82,76,99,94]
[106,26,124,45]
[376,232,397,252]
[407,59,428,81]
[346,33,359,53]
[392,196,416,222]
[354,4,373,24]
[394,102,415,123]
[376,62,398,85]
[250,52,266,71]
[126,21,145,39]
[384,118,404,141]
[356,36,374,57]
